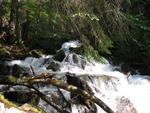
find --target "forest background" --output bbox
[0,0,150,75]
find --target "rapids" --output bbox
[5,41,150,113]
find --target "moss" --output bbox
[0,76,18,84]
[0,94,19,109]
[28,49,44,57]
[0,48,10,54]
[0,47,11,58]
[9,76,18,82]
[20,104,45,113]
[0,94,45,113]
[6,76,18,83]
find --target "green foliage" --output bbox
[123,13,150,31]
[0,0,129,62]
[72,12,99,21]
[1,0,149,70]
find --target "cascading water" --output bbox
[5,40,150,113]
[60,54,150,113]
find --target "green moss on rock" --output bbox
[28,49,44,57]
[0,94,45,113]
[20,104,45,113]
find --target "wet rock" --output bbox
[116,96,137,113]
[0,94,44,113]
[0,61,11,75]
[3,91,40,105]
[46,61,61,71]
[72,54,87,69]
[64,53,87,69]
[20,103,46,113]
[12,64,29,78]
[53,49,66,62]
[66,73,97,113]
[0,85,11,92]
[0,47,12,60]
[27,49,44,58]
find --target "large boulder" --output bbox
[3,91,40,105]
[53,49,66,62]
[46,61,61,71]
[0,94,44,113]
[66,73,97,113]
[0,61,11,76]
[12,64,29,78]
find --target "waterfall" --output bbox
[5,41,150,113]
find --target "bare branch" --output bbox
[27,85,70,113]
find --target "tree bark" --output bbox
[15,1,22,42]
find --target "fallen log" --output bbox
[0,73,115,113]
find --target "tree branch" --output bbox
[0,74,115,113]
[27,85,70,113]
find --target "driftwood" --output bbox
[0,73,115,113]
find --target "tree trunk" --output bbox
[9,0,21,43]
[15,1,22,43]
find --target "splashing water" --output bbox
[61,41,150,113]
[61,40,81,55]
[60,51,150,113]
[61,40,81,49]
[6,41,150,113]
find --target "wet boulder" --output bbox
[53,49,66,62]
[0,47,12,60]
[0,94,44,113]
[64,53,88,69]
[12,64,29,78]
[0,61,11,75]
[66,73,97,113]
[46,61,61,71]
[27,49,44,58]
[3,91,40,105]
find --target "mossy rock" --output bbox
[0,47,11,59]
[53,49,65,61]
[20,104,45,113]
[0,76,18,83]
[0,94,18,108]
[3,91,40,105]
[12,64,27,78]
[0,61,10,75]
[0,94,45,113]
[27,50,44,58]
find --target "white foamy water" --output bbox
[6,41,150,113]
[62,40,81,49]
[60,55,150,113]
[62,40,82,55]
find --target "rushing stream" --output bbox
[4,41,150,113]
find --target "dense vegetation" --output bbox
[0,0,150,74]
